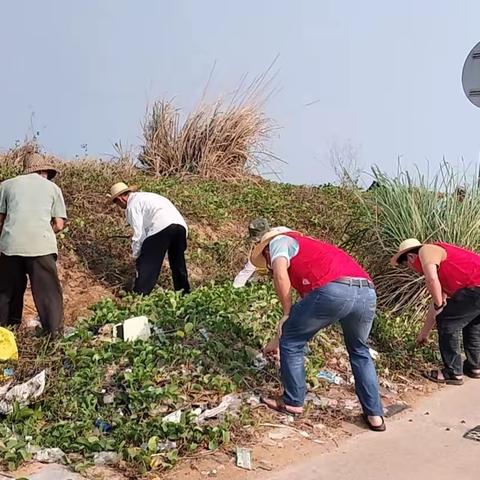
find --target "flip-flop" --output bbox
[463,369,480,379]
[260,396,303,417]
[423,369,463,385]
[363,414,386,432]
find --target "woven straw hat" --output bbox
[108,182,138,202]
[250,227,294,268]
[23,153,58,179]
[390,238,423,267]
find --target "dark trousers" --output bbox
[0,254,64,336]
[134,224,190,296]
[436,287,480,377]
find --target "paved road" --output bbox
[266,379,480,480]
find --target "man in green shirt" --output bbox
[0,153,67,337]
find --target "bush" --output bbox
[353,163,480,316]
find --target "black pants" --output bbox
[0,254,64,336]
[436,287,480,377]
[134,224,190,295]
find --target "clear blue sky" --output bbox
[1,0,479,185]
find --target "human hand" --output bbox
[416,330,429,346]
[263,337,280,361]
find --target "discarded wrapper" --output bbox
[0,370,46,414]
[236,447,252,470]
[196,394,241,423]
[113,316,151,342]
[316,370,344,385]
[162,409,182,424]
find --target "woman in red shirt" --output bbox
[251,229,385,431]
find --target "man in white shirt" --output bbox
[109,182,190,295]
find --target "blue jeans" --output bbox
[280,281,384,416]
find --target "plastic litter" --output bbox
[369,348,379,360]
[25,316,42,329]
[199,328,210,341]
[316,370,344,385]
[157,440,177,452]
[0,327,18,361]
[93,451,120,466]
[162,409,182,424]
[196,394,241,423]
[236,447,252,470]
[113,316,151,342]
[0,370,46,414]
[34,447,66,464]
[0,367,14,382]
[95,419,112,433]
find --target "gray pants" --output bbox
[0,254,64,337]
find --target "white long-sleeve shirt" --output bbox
[125,192,188,258]
[233,260,257,288]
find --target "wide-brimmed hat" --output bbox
[250,227,294,269]
[390,238,423,267]
[248,218,270,241]
[23,153,58,179]
[107,182,138,202]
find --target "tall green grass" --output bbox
[355,163,480,316]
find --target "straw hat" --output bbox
[107,182,138,202]
[250,227,294,268]
[390,238,423,267]
[23,153,58,179]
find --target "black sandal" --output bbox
[463,368,480,379]
[363,414,386,432]
[423,369,463,385]
[260,396,303,417]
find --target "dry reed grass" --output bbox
[138,92,278,180]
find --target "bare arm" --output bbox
[423,263,444,307]
[272,257,292,317]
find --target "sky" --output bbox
[1,0,480,185]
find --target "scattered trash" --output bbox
[162,409,182,424]
[157,440,177,452]
[369,348,379,360]
[236,447,252,470]
[0,370,46,414]
[0,367,14,382]
[199,328,210,341]
[385,402,410,418]
[93,451,120,466]
[113,316,151,342]
[25,316,42,329]
[95,419,113,433]
[464,425,480,442]
[0,327,18,361]
[63,326,77,338]
[34,447,66,464]
[316,370,344,385]
[197,394,241,423]
[253,353,268,369]
[245,346,268,369]
[190,407,203,417]
[102,392,115,405]
[305,392,338,408]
